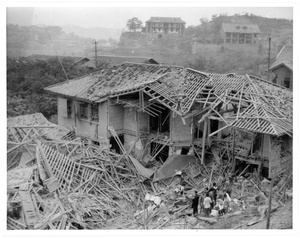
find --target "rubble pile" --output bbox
[7,114,293,230]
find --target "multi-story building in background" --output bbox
[145,17,185,39]
[221,23,260,44]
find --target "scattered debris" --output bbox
[7,113,293,229]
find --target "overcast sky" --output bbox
[6,6,293,29]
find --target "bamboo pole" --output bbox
[201,118,208,164]
[266,168,275,229]
[231,129,236,173]
[208,164,214,188]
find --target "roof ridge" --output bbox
[275,45,286,59]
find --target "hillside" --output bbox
[185,13,293,44]
[6,56,106,120]
[62,25,123,41]
[116,13,292,76]
[6,24,118,58]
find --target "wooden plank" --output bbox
[8,217,27,228]
[201,118,208,164]
[37,141,54,177]
[19,191,38,226]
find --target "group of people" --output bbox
[191,182,232,217]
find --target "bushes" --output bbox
[7,57,99,119]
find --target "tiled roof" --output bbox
[146,17,185,24]
[222,23,260,34]
[45,62,292,136]
[270,45,293,71]
[45,63,182,102]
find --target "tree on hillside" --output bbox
[126,17,143,32]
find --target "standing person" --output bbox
[199,192,204,215]
[191,191,199,216]
[203,193,212,217]
[209,182,218,206]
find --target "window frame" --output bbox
[67,99,72,118]
[91,104,99,122]
[79,103,88,119]
[284,77,290,88]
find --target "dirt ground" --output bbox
[167,200,293,230]
[208,200,293,230]
[244,200,293,229]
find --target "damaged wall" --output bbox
[109,104,124,134]
[98,101,108,143]
[57,97,75,131]
[171,114,192,144]
[124,108,137,133]
[138,111,149,134]
[57,97,108,144]
[269,135,293,175]
[123,110,149,158]
[124,108,142,156]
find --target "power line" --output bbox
[44,25,69,81]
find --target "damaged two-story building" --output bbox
[45,62,293,178]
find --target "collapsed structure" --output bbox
[45,62,292,178]
[7,62,293,229]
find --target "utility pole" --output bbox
[266,167,276,229]
[93,40,98,69]
[231,128,236,173]
[267,36,271,82]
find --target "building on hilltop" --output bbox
[269,45,293,90]
[221,23,260,44]
[145,17,185,39]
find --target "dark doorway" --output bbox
[210,119,219,133]
[181,147,190,155]
[109,134,124,154]
[150,106,170,133]
[151,142,169,162]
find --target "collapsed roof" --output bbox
[45,62,293,136]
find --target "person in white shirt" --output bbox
[203,193,212,217]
